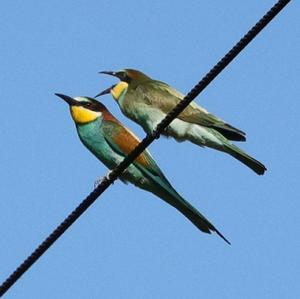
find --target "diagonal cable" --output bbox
[0,0,290,297]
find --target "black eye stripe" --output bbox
[116,72,131,83]
[83,102,97,110]
[124,74,131,83]
[80,99,106,112]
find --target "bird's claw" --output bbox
[94,171,114,189]
[94,177,104,189]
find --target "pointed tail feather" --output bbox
[137,163,230,244]
[154,186,230,244]
[224,143,267,175]
[169,196,231,245]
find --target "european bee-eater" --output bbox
[96,69,266,175]
[55,93,229,244]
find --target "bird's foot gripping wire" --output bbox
[94,171,114,189]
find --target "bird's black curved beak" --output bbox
[55,93,76,105]
[95,84,116,98]
[99,71,117,77]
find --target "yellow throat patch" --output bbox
[70,106,101,124]
[111,82,128,100]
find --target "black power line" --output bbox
[0,0,290,297]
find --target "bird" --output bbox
[55,93,230,244]
[96,69,266,175]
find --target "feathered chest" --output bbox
[120,89,147,118]
[76,120,106,153]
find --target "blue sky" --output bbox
[1,1,299,298]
